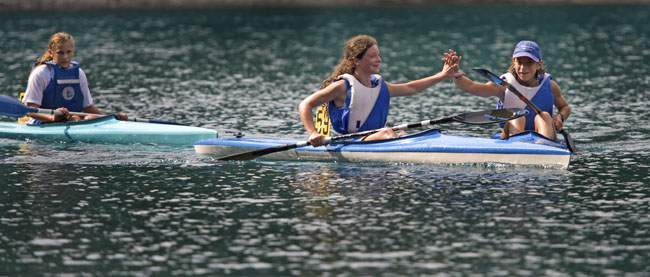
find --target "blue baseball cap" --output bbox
[512,40,541,62]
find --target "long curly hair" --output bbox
[33,32,75,70]
[320,35,377,89]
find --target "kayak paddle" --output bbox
[218,108,529,161]
[471,68,577,152]
[0,94,187,126]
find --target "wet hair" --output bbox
[320,35,377,89]
[33,32,75,70]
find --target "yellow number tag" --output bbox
[315,104,331,137]
[17,92,30,124]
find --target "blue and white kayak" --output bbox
[194,129,571,168]
[0,115,218,145]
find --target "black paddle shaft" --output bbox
[471,68,542,114]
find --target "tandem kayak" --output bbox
[194,129,571,168]
[0,115,218,145]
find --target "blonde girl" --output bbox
[22,32,127,123]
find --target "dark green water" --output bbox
[1,5,649,276]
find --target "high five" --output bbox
[299,35,463,147]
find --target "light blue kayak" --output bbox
[0,115,218,145]
[195,129,571,168]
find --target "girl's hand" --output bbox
[442,49,460,67]
[308,133,327,147]
[115,112,128,121]
[441,49,464,79]
[54,107,70,122]
[553,114,564,131]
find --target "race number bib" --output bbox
[315,104,330,137]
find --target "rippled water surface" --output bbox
[1,5,649,276]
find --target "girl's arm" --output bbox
[550,80,571,130]
[82,104,103,115]
[442,49,505,99]
[387,50,463,97]
[452,76,506,99]
[82,105,128,120]
[386,71,456,97]
[25,103,69,122]
[299,80,347,146]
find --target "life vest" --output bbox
[497,72,554,130]
[40,61,84,112]
[328,74,390,134]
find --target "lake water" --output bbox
[1,5,649,276]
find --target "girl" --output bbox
[299,34,462,147]
[22,32,128,123]
[444,40,571,140]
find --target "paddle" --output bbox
[471,68,577,152]
[0,94,187,126]
[218,108,528,161]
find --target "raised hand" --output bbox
[441,49,464,79]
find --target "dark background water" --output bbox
[1,5,649,276]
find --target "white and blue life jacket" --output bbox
[40,61,84,112]
[329,74,390,134]
[497,72,554,130]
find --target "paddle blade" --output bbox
[559,129,578,153]
[471,68,505,86]
[0,95,32,118]
[453,108,528,125]
[218,151,263,161]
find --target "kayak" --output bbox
[194,129,571,168]
[0,115,218,145]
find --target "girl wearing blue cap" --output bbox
[443,41,571,140]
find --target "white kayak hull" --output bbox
[195,129,571,168]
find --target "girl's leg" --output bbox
[68,114,83,122]
[501,117,525,139]
[535,112,556,140]
[83,114,100,120]
[362,127,402,141]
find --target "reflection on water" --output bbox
[5,160,648,275]
[0,138,204,166]
[1,5,650,276]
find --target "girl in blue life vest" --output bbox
[443,41,571,140]
[299,35,463,147]
[22,32,128,123]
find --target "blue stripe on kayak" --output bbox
[64,125,73,141]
